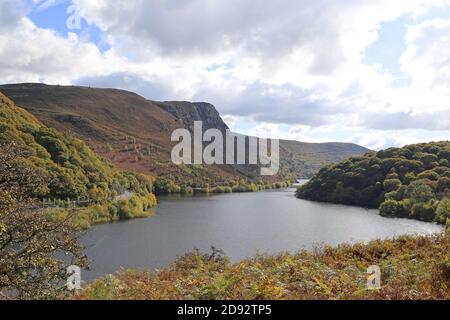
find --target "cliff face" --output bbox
[156,101,229,132]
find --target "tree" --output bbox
[383,179,402,192]
[435,198,450,225]
[410,202,436,222]
[379,200,409,218]
[406,182,435,204]
[436,177,450,193]
[0,142,87,299]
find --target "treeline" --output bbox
[47,193,158,230]
[153,177,292,195]
[297,141,450,226]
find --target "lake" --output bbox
[81,187,443,280]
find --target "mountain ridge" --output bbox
[0,83,370,184]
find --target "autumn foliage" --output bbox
[79,233,449,300]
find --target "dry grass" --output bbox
[78,233,449,300]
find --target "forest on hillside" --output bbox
[0,93,157,228]
[297,141,450,226]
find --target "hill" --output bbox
[0,92,157,227]
[0,83,369,187]
[297,141,450,225]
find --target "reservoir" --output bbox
[82,187,442,280]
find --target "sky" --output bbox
[1,0,450,150]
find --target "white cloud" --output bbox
[0,0,449,149]
[401,19,450,92]
[34,0,65,12]
[0,0,128,84]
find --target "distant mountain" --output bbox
[0,83,369,185]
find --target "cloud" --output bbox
[73,72,176,101]
[361,109,450,131]
[0,0,26,30]
[192,81,344,127]
[0,0,449,149]
[34,0,65,12]
[0,0,127,84]
[401,18,450,91]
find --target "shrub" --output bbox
[417,170,440,181]
[380,200,410,218]
[436,177,450,193]
[383,179,402,192]
[410,202,436,222]
[435,198,450,224]
[211,186,225,194]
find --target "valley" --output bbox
[0,83,447,301]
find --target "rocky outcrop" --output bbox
[155,101,229,132]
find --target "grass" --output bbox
[78,232,449,300]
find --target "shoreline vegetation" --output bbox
[153,178,293,195]
[297,141,450,229]
[78,232,449,300]
[43,179,293,230]
[44,180,293,230]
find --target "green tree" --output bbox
[379,200,409,218]
[435,198,450,225]
[436,177,450,193]
[383,179,402,192]
[406,182,435,204]
[410,202,435,222]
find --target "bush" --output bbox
[435,198,450,224]
[211,186,225,194]
[379,200,410,218]
[410,202,436,222]
[383,179,402,192]
[436,177,450,193]
[417,170,440,181]
[223,187,233,193]
[117,200,134,219]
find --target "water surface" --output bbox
[82,188,442,280]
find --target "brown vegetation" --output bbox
[79,233,449,300]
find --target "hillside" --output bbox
[0,92,157,226]
[297,141,450,225]
[0,83,369,187]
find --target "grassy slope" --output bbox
[79,233,449,300]
[0,83,369,185]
